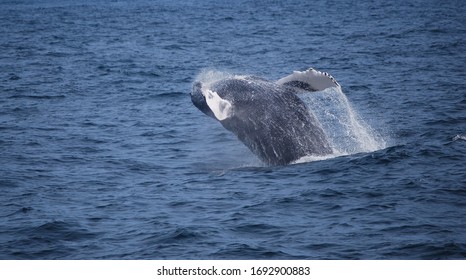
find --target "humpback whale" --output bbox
[191,68,341,165]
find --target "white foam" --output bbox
[292,152,345,164]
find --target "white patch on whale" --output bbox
[203,89,232,121]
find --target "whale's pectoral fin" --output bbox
[276,68,341,92]
[204,89,232,121]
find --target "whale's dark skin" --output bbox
[191,76,333,165]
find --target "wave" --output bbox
[452,134,466,142]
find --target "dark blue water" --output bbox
[1,0,465,259]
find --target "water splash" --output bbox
[195,69,233,87]
[452,134,466,142]
[299,86,387,159]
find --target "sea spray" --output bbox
[299,87,386,158]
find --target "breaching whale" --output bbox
[191,68,341,165]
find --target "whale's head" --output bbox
[191,82,215,119]
[191,81,232,121]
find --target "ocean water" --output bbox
[0,0,465,259]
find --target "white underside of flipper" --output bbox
[276,68,341,91]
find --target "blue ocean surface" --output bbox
[1,0,465,259]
